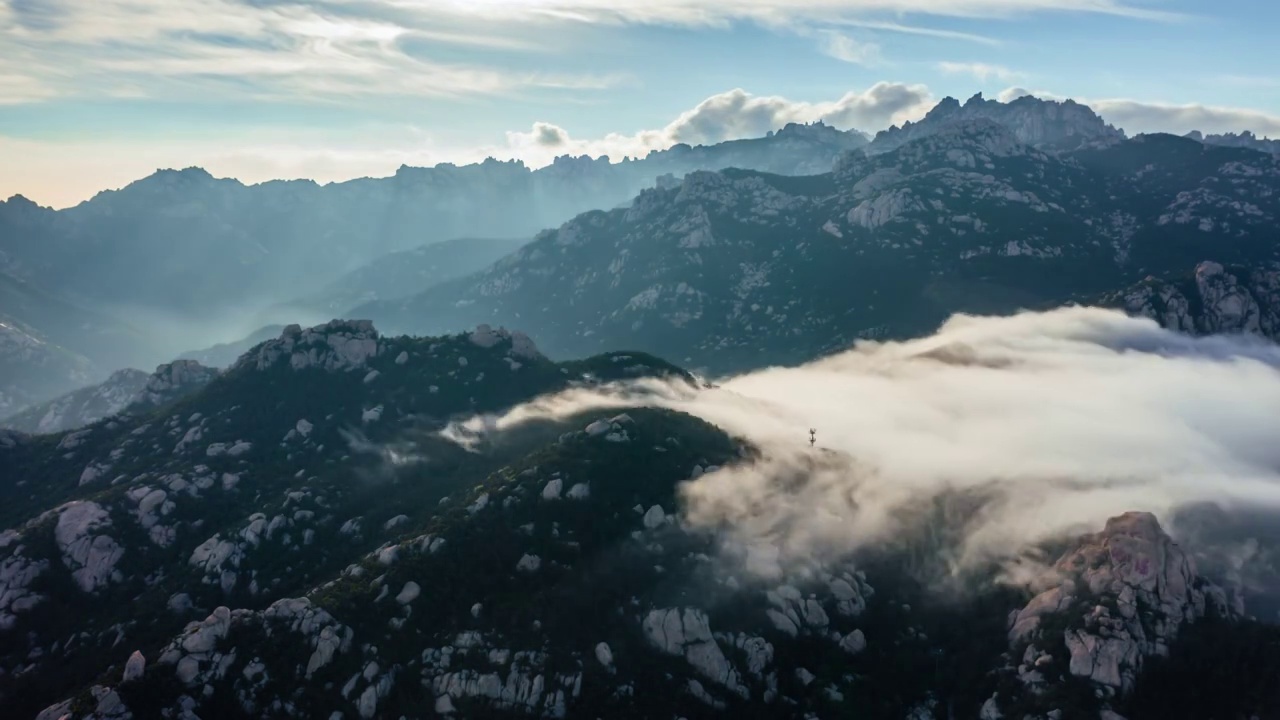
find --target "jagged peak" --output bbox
[873,93,1124,155]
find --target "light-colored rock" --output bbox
[55,501,124,593]
[642,607,748,699]
[541,478,563,500]
[642,505,666,529]
[123,650,146,683]
[395,581,421,605]
[594,642,614,667]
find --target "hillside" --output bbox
[1,319,1278,720]
[357,116,1280,374]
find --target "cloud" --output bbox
[997,87,1280,137]
[0,0,1188,107]
[504,83,934,166]
[937,61,1022,83]
[444,0,1188,25]
[530,122,571,148]
[833,18,1002,45]
[442,307,1280,579]
[1089,99,1280,138]
[0,0,613,104]
[818,31,885,65]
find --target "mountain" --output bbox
[1,359,219,435]
[868,92,1125,155]
[0,269,157,416]
[272,236,531,321]
[0,124,868,408]
[357,113,1280,374]
[1187,130,1280,155]
[0,317,95,418]
[0,368,149,434]
[0,123,868,326]
[3,320,1278,720]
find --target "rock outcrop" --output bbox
[1110,261,1280,339]
[234,320,382,372]
[134,359,219,407]
[1005,512,1236,712]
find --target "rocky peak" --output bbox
[135,359,219,407]
[233,319,381,372]
[871,94,1124,155]
[1005,511,1235,706]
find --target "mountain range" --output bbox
[4,86,1280,717]
[0,121,869,414]
[358,101,1280,373]
[8,92,1280,424]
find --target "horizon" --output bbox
[4,0,1280,208]
[4,91,1278,211]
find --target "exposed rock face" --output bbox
[235,320,381,372]
[1109,261,1280,339]
[1007,512,1235,705]
[54,501,124,593]
[642,607,749,700]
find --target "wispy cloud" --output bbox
[833,18,1003,45]
[938,61,1023,82]
[818,31,885,65]
[438,0,1189,25]
[0,0,1188,107]
[0,0,611,105]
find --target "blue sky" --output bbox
[2,0,1278,207]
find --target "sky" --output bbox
[2,0,1279,208]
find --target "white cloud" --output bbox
[503,83,935,165]
[818,31,885,65]
[998,87,1280,137]
[444,0,1187,25]
[442,307,1280,578]
[937,61,1023,82]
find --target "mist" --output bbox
[442,306,1280,579]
